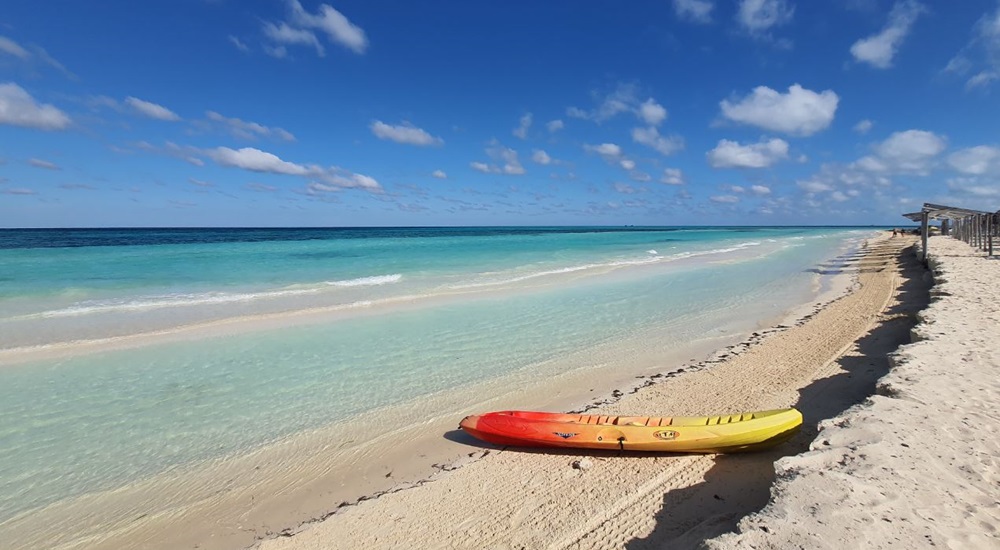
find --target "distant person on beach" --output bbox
[891,229,897,238]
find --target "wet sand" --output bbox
[257,234,930,550]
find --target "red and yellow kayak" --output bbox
[460,408,802,453]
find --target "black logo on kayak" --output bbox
[553,432,578,439]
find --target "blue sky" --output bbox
[1,0,999,227]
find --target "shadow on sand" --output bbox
[617,243,931,549]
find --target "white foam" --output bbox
[15,275,402,319]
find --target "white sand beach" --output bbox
[253,232,997,550]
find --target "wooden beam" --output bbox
[921,211,929,263]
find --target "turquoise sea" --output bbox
[0,226,873,537]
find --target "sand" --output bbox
[707,235,1000,550]
[256,233,944,550]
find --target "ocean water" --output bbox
[0,226,872,529]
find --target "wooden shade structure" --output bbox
[903,203,997,262]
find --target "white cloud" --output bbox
[751,184,772,195]
[204,111,295,141]
[672,0,714,24]
[471,141,525,175]
[710,195,740,203]
[431,169,447,179]
[797,178,833,193]
[568,83,670,126]
[263,22,324,56]
[737,0,794,35]
[189,177,213,187]
[28,158,59,170]
[850,1,926,69]
[0,36,29,59]
[513,113,532,139]
[660,168,685,185]
[947,145,1000,175]
[944,4,1000,90]
[620,159,636,170]
[614,182,638,194]
[125,96,180,121]
[0,35,72,77]
[947,177,1000,198]
[584,142,623,161]
[632,126,684,156]
[720,84,838,136]
[207,146,310,175]
[287,0,368,54]
[0,83,71,130]
[229,36,250,52]
[856,129,947,174]
[370,121,443,146]
[191,145,380,192]
[532,149,552,165]
[546,119,564,132]
[830,191,850,202]
[854,119,874,134]
[637,99,667,126]
[729,185,746,193]
[707,137,789,168]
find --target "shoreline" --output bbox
[254,232,922,550]
[0,234,875,550]
[708,235,1000,549]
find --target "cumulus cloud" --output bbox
[719,84,838,136]
[614,182,639,194]
[207,146,309,175]
[854,119,874,134]
[737,0,794,36]
[532,149,552,165]
[263,22,325,56]
[288,0,367,54]
[672,0,714,24]
[200,145,381,192]
[751,184,772,195]
[0,83,71,130]
[431,169,448,179]
[471,141,525,175]
[203,111,295,141]
[637,99,667,126]
[546,119,564,132]
[947,145,1000,175]
[620,159,636,171]
[660,168,685,185]
[707,137,790,168]
[568,83,670,126]
[710,194,740,203]
[370,121,443,146]
[125,96,180,121]
[264,0,368,57]
[856,129,947,174]
[513,113,532,139]
[797,178,833,193]
[583,142,623,161]
[28,158,60,170]
[632,126,684,156]
[850,1,926,69]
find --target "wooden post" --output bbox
[942,219,950,236]
[921,211,929,263]
[989,215,994,257]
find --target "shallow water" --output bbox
[0,226,871,525]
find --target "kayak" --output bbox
[459,408,802,453]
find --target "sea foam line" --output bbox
[449,241,762,290]
[12,274,402,319]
